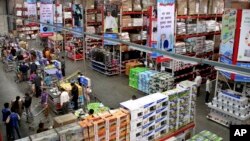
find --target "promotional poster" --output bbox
[54,4,63,23]
[219,9,237,59]
[40,0,54,36]
[157,0,175,53]
[237,10,250,62]
[104,3,119,33]
[27,0,37,23]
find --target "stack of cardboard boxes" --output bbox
[148,73,174,94]
[122,0,132,11]
[129,67,148,89]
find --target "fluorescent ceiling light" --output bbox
[215,66,250,77]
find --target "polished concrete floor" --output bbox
[0,44,229,141]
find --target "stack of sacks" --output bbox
[129,67,148,89]
[122,0,132,11]
[148,73,174,94]
[86,0,95,9]
[205,40,215,52]
[132,18,143,26]
[122,16,132,27]
[142,0,153,10]
[193,36,205,55]
[199,0,208,14]
[205,20,217,32]
[177,22,186,35]
[120,32,130,42]
[141,31,147,40]
[187,24,197,34]
[188,0,199,15]
[209,0,224,14]
[130,34,141,42]
[138,70,159,94]
[196,21,206,33]
[175,42,186,54]
[133,0,142,11]
[185,41,194,53]
[177,0,188,15]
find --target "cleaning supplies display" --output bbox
[121,80,196,141]
[187,130,223,141]
[207,90,250,127]
[129,67,148,89]
[148,72,174,94]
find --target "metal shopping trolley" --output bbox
[3,60,15,72]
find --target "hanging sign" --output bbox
[157,0,175,53]
[219,9,237,59]
[237,10,250,62]
[40,0,54,36]
[27,0,37,25]
[53,4,63,24]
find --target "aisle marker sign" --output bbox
[157,0,175,54]
[40,0,54,36]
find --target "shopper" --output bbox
[6,108,21,139]
[11,96,23,118]
[37,122,48,133]
[2,103,11,139]
[104,11,118,32]
[85,86,92,104]
[29,71,37,82]
[10,47,16,56]
[60,88,70,114]
[60,56,66,77]
[33,74,43,97]
[205,77,212,103]
[29,62,38,74]
[19,62,29,81]
[44,73,52,86]
[24,93,33,121]
[194,72,202,96]
[71,83,79,110]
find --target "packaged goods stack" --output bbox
[177,22,186,35]
[138,70,159,94]
[79,108,130,141]
[204,40,215,52]
[129,67,148,89]
[130,33,141,42]
[148,73,174,94]
[177,0,187,15]
[132,18,143,26]
[187,130,223,141]
[188,0,199,15]
[196,21,207,33]
[175,42,186,55]
[187,24,197,34]
[133,0,142,11]
[205,20,217,32]
[209,0,224,14]
[55,123,84,141]
[207,90,250,127]
[120,32,130,42]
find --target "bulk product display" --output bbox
[90,48,120,76]
[65,37,84,61]
[78,108,130,141]
[207,90,250,127]
[121,80,196,141]
[138,70,159,94]
[187,130,223,141]
[129,67,148,89]
[148,72,174,94]
[87,102,109,114]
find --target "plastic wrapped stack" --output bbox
[205,40,215,52]
[187,24,197,34]
[129,67,148,89]
[186,36,205,55]
[138,70,159,94]
[197,21,207,33]
[148,73,174,94]
[205,20,217,32]
[177,22,186,35]
[120,32,130,42]
[175,42,186,54]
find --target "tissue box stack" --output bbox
[129,67,148,89]
[177,22,186,35]
[120,32,130,42]
[175,42,186,55]
[138,70,159,94]
[187,24,197,34]
[205,40,214,52]
[132,18,143,26]
[197,21,206,33]
[148,73,174,94]
[205,20,216,32]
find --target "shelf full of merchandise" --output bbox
[15,5,39,40]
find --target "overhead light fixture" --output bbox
[215,66,250,77]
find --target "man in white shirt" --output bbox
[104,11,118,33]
[194,72,202,96]
[60,88,70,114]
[205,77,212,103]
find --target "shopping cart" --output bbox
[3,60,15,72]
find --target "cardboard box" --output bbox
[199,0,208,14]
[122,16,132,27]
[86,0,95,9]
[188,0,199,15]
[122,0,132,11]
[133,0,142,11]
[87,14,96,22]
[53,113,78,128]
[177,0,188,15]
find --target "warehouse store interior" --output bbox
[0,0,250,141]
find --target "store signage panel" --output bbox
[220,9,237,59]
[237,10,250,62]
[53,4,63,24]
[40,0,54,36]
[157,0,175,53]
[27,0,37,24]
